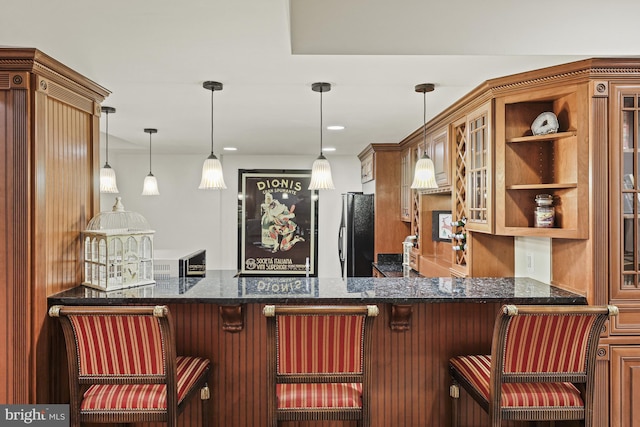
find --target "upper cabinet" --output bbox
[465,101,493,233]
[358,144,412,259]
[428,125,450,188]
[610,83,640,301]
[400,146,413,222]
[360,150,374,183]
[495,84,589,238]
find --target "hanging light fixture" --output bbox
[141,128,160,196]
[411,83,438,189]
[308,82,335,190]
[199,81,227,189]
[99,106,119,193]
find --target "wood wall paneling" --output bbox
[125,302,517,427]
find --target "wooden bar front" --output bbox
[48,274,587,427]
[181,301,500,427]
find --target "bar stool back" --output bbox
[49,305,211,427]
[263,305,379,427]
[449,304,618,427]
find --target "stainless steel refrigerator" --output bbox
[338,192,375,277]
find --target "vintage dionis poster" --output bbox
[238,170,317,276]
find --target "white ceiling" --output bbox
[1,0,638,156]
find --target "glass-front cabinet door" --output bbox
[612,85,640,300]
[465,101,493,233]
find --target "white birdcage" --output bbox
[83,197,155,291]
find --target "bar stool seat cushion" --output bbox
[450,355,584,408]
[277,383,362,409]
[81,356,210,412]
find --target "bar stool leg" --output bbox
[450,381,460,427]
[201,384,210,427]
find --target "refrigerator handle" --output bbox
[338,225,345,263]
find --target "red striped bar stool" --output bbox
[449,304,618,427]
[49,305,211,427]
[263,305,379,427]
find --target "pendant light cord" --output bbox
[319,87,324,156]
[210,87,215,156]
[422,90,427,147]
[105,112,110,165]
[148,132,153,174]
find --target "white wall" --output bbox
[100,153,363,277]
[514,236,551,283]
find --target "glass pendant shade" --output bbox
[100,164,119,193]
[411,83,438,190]
[308,82,335,191]
[199,81,226,190]
[142,173,160,196]
[199,154,227,189]
[410,153,438,189]
[142,128,159,196]
[99,106,119,193]
[309,154,335,190]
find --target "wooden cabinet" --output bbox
[450,116,468,276]
[465,102,493,233]
[400,146,412,222]
[373,59,640,425]
[610,84,640,301]
[360,151,374,183]
[495,84,589,238]
[608,84,640,427]
[610,346,640,427]
[358,144,411,260]
[429,125,450,187]
[0,48,108,403]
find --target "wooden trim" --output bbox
[0,84,32,403]
[0,47,110,101]
[591,92,609,305]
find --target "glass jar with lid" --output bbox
[534,194,555,228]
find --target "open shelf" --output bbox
[495,85,589,238]
[507,183,577,190]
[506,130,577,144]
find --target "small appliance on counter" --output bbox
[154,249,206,279]
[402,235,417,266]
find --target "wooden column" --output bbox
[0,48,109,403]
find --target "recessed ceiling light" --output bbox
[223,147,237,151]
[322,147,336,152]
[327,125,344,130]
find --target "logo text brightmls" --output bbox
[0,405,68,426]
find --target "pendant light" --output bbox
[410,83,438,189]
[99,106,119,193]
[199,81,227,189]
[308,82,335,190]
[141,128,160,196]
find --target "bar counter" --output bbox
[47,273,587,427]
[48,270,586,305]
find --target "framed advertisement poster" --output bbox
[238,169,318,276]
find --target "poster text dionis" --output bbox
[239,171,316,276]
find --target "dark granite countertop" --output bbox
[372,262,422,278]
[48,270,587,305]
